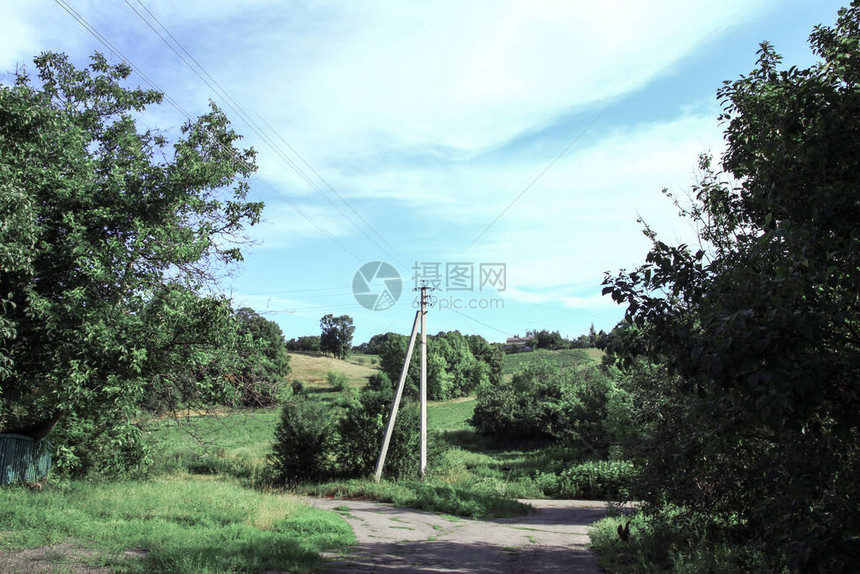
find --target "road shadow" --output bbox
[323,539,598,573]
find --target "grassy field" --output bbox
[502,348,602,377]
[1,348,616,572]
[288,352,378,388]
[0,478,353,573]
[428,397,476,431]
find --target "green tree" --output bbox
[377,331,492,401]
[603,5,860,569]
[526,329,567,350]
[336,388,419,479]
[0,52,262,467]
[268,397,338,484]
[234,308,290,407]
[319,314,355,359]
[470,361,621,454]
[465,334,504,385]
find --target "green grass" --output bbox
[428,397,476,430]
[343,353,379,368]
[589,507,766,573]
[302,479,531,519]
[0,478,353,573]
[142,409,278,484]
[502,348,600,376]
[139,392,621,529]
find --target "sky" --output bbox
[1,0,849,345]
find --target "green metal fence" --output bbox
[0,434,52,485]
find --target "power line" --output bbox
[53,0,362,262]
[124,0,402,266]
[465,107,608,251]
[448,309,513,338]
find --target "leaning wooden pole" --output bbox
[374,309,421,482]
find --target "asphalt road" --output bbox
[303,498,610,574]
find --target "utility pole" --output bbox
[374,284,432,482]
[419,285,429,479]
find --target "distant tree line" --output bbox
[504,327,607,353]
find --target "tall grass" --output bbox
[143,409,277,485]
[590,506,767,573]
[0,478,353,573]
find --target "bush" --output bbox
[290,379,306,395]
[544,460,638,500]
[470,363,629,455]
[326,371,348,392]
[337,388,419,480]
[365,371,392,392]
[269,387,419,484]
[268,398,338,484]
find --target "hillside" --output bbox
[289,352,379,388]
[502,348,604,379]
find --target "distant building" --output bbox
[504,337,532,352]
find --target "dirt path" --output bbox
[304,498,609,573]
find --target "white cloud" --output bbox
[250,0,774,156]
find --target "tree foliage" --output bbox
[0,52,264,471]
[602,5,860,569]
[268,387,419,484]
[286,335,321,353]
[234,308,290,407]
[470,362,626,455]
[377,331,502,401]
[319,314,355,359]
[526,329,568,350]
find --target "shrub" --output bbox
[337,388,419,479]
[470,363,629,456]
[326,371,349,392]
[365,371,391,392]
[268,398,338,484]
[545,460,638,500]
[269,387,419,484]
[290,379,306,396]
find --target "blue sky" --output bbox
[2,0,848,344]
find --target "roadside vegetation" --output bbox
[591,6,860,572]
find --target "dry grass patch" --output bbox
[288,353,377,388]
